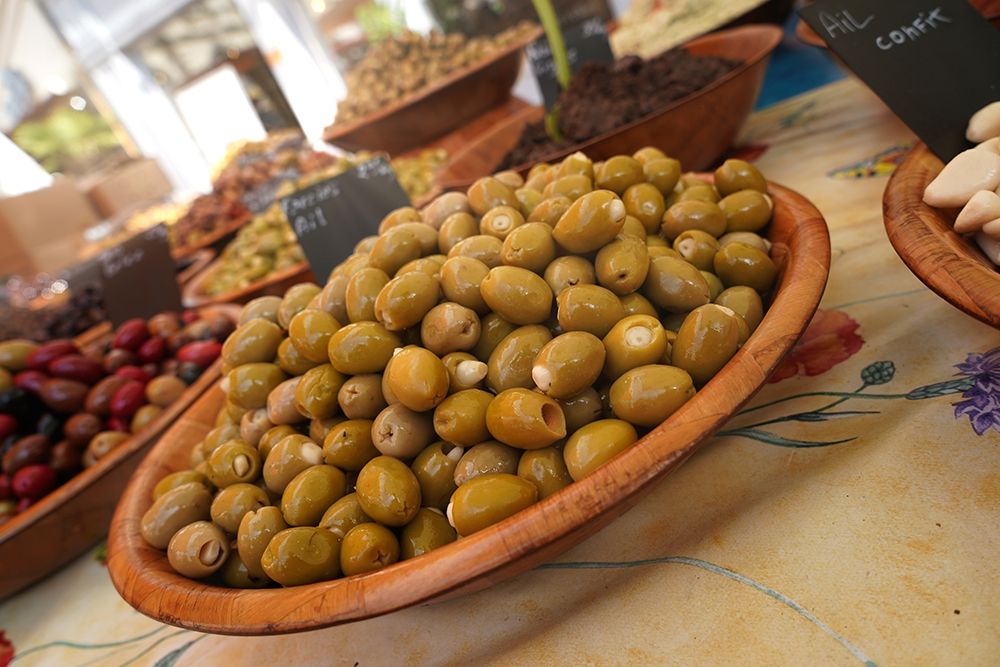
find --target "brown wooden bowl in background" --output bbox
[108,179,830,635]
[0,303,242,600]
[439,24,782,189]
[883,142,1000,329]
[170,212,252,262]
[322,27,542,156]
[182,260,315,309]
[176,248,217,286]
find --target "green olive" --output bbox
[167,521,229,579]
[485,388,566,450]
[309,417,344,445]
[356,456,421,526]
[473,314,518,363]
[277,337,320,375]
[563,419,638,481]
[609,364,695,427]
[400,508,456,559]
[422,191,470,229]
[480,205,525,240]
[619,292,658,318]
[319,493,371,539]
[420,302,481,356]
[621,214,648,241]
[240,408,274,448]
[439,256,490,315]
[543,256,596,296]
[345,268,390,323]
[719,231,770,253]
[558,387,604,433]
[277,283,321,329]
[222,319,283,367]
[719,189,772,233]
[337,375,387,420]
[140,482,213,549]
[677,184,720,204]
[660,200,726,240]
[239,296,282,326]
[266,377,305,426]
[454,441,519,486]
[211,482,269,534]
[673,230,721,271]
[410,441,463,511]
[702,271,724,301]
[447,235,504,268]
[257,425,298,460]
[389,222,438,256]
[368,227,422,276]
[480,266,553,325]
[378,206,421,233]
[152,470,211,501]
[206,439,261,488]
[340,523,399,575]
[555,151,595,179]
[715,286,764,332]
[643,157,681,195]
[672,304,744,385]
[714,159,767,196]
[528,195,572,227]
[200,422,241,457]
[281,464,347,526]
[501,222,556,273]
[294,364,345,420]
[622,182,666,233]
[238,505,287,579]
[227,363,287,410]
[468,176,518,215]
[514,187,544,216]
[220,550,270,588]
[372,403,435,458]
[261,527,341,586]
[374,272,440,331]
[517,447,572,499]
[384,346,449,412]
[448,473,538,536]
[713,243,777,293]
[322,419,377,471]
[602,314,669,380]
[486,325,552,392]
[642,256,711,313]
[552,190,626,254]
[556,285,625,338]
[442,352,488,392]
[543,173,593,201]
[311,274,350,325]
[595,236,650,296]
[262,434,323,493]
[531,332,605,399]
[328,322,401,375]
[432,389,493,447]
[596,155,644,194]
[438,212,479,254]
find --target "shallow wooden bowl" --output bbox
[108,179,829,634]
[883,142,1000,328]
[0,303,242,600]
[439,24,782,188]
[176,249,217,286]
[182,260,315,309]
[322,27,541,155]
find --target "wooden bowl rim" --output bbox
[171,211,252,261]
[182,258,312,309]
[176,248,217,286]
[0,304,241,546]
[883,141,1000,328]
[322,26,543,142]
[108,179,829,635]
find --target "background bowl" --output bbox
[438,24,782,188]
[0,303,242,600]
[182,260,315,309]
[883,142,1000,329]
[108,179,829,635]
[170,211,252,262]
[322,27,541,155]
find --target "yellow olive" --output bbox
[480,266,553,325]
[609,364,695,427]
[552,190,627,254]
[447,473,538,536]
[485,388,566,450]
[563,419,638,480]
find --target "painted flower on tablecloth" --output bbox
[953,348,1000,436]
[0,630,14,667]
[768,309,864,383]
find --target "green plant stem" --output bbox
[531,0,571,89]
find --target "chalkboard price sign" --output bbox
[98,224,182,326]
[280,156,410,279]
[799,0,1000,161]
[527,17,614,110]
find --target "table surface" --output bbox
[3,77,999,667]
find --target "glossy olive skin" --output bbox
[277,283,322,329]
[400,507,456,559]
[276,338,319,375]
[719,189,772,233]
[677,184,720,204]
[239,408,273,448]
[257,425,297,460]
[563,419,638,481]
[501,222,556,274]
[479,205,525,240]
[552,190,627,254]
[702,271,724,301]
[281,464,348,526]
[410,441,463,510]
[295,364,345,420]
[439,256,490,314]
[556,285,625,339]
[447,235,503,268]
[345,268,390,323]
[486,325,552,392]
[338,374,387,419]
[238,505,287,579]
[206,439,261,488]
[715,286,764,332]
[374,272,440,331]
[220,550,270,589]
[517,446,572,499]
[201,422,240,457]
[0,339,38,371]
[527,195,572,226]
[543,256,596,296]
[467,176,518,215]
[543,174,592,201]
[673,229,721,271]
[140,482,213,549]
[619,292,657,319]
[340,523,400,576]
[239,296,280,326]
[319,492,371,539]
[211,482,269,534]
[713,243,777,293]
[672,304,744,386]
[433,389,493,446]
[422,191,470,229]
[267,377,304,426]
[356,456,421,526]
[222,319,283,368]
[515,187,544,216]
[438,212,479,254]
[372,403,434,459]
[558,387,604,433]
[287,307,343,364]
[368,227,422,276]
[309,417,343,446]
[622,182,666,233]
[323,419,378,471]
[420,302,480,356]
[261,526,341,586]
[531,332,605,399]
[472,314,518,363]
[167,521,229,579]
[311,275,350,325]
[609,364,695,427]
[153,470,211,501]
[448,473,538,536]
[384,346,449,412]
[714,159,767,196]
[660,200,727,240]
[642,256,711,313]
[643,157,681,194]
[262,434,324,493]
[596,156,644,194]
[602,314,670,380]
[595,236,650,296]
[327,322,401,375]
[378,206,421,233]
[227,363,286,410]
[480,266,553,325]
[454,441,519,486]
[486,388,566,450]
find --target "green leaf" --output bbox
[718,427,857,448]
[905,378,974,400]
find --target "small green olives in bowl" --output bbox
[110,147,828,634]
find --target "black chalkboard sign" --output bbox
[526,17,615,110]
[280,156,410,279]
[799,0,1000,161]
[98,224,182,325]
[243,168,299,214]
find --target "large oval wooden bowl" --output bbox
[439,24,782,188]
[108,180,829,635]
[883,142,1000,328]
[0,304,242,600]
[182,260,315,309]
[171,212,252,262]
[322,27,541,155]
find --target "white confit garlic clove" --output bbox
[973,137,1000,154]
[954,190,1000,233]
[974,232,1000,266]
[966,101,1000,143]
[923,149,1000,208]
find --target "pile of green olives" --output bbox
[142,149,777,588]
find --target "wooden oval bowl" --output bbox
[176,248,217,286]
[170,211,252,262]
[108,180,829,635]
[883,142,1000,328]
[0,303,242,600]
[322,27,541,156]
[182,260,315,309]
[439,24,782,189]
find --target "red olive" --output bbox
[114,366,152,385]
[47,355,103,385]
[166,332,194,354]
[103,348,138,373]
[64,413,103,446]
[0,474,10,500]
[39,378,89,413]
[15,497,33,513]
[2,434,50,475]
[181,310,199,324]
[85,376,129,416]
[11,464,57,500]
[14,370,48,394]
[176,341,222,368]
[110,381,146,419]
[137,337,167,364]
[112,319,149,351]
[0,415,18,441]
[26,340,78,371]
[107,416,130,433]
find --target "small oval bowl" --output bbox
[108,179,829,635]
[439,24,782,188]
[0,303,242,600]
[322,27,542,156]
[182,260,316,309]
[883,142,1000,328]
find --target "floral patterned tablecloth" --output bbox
[3,78,999,666]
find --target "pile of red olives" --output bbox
[0,310,235,524]
[142,148,777,588]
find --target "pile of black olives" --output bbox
[142,148,777,588]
